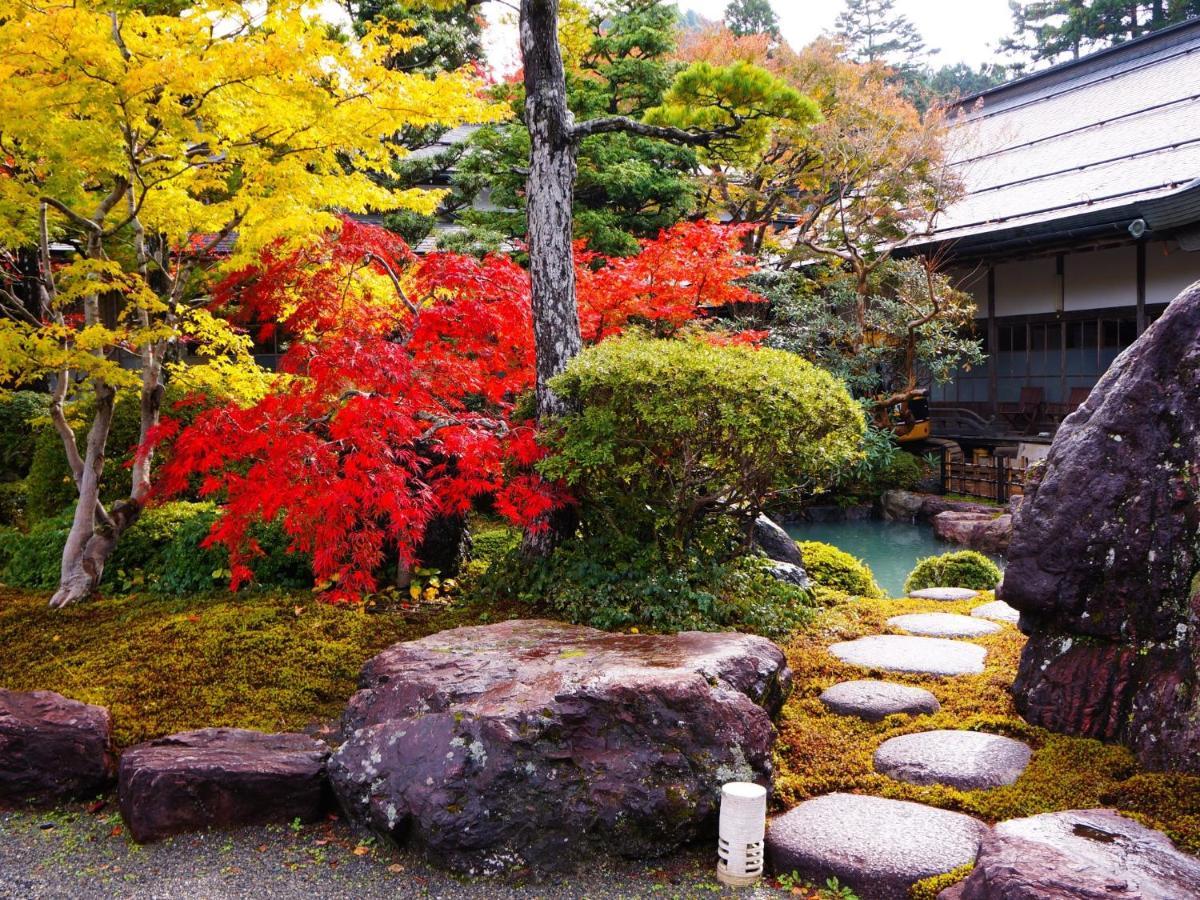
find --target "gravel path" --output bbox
[0,803,776,900]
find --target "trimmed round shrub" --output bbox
[904,550,1002,594]
[797,540,885,599]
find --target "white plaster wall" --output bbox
[1064,245,1135,310]
[994,257,1057,316]
[1146,241,1200,305]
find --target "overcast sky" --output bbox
[321,0,1019,74]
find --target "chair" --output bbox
[1000,386,1045,434]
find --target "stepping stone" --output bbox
[971,600,1020,625]
[819,680,940,721]
[943,808,1200,899]
[909,587,980,601]
[888,612,1000,638]
[766,793,987,900]
[829,635,986,676]
[119,727,330,843]
[874,730,1032,790]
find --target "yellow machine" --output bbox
[883,390,931,443]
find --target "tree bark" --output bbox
[520,0,582,420]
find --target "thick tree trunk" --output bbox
[520,0,582,420]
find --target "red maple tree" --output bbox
[155,218,763,600]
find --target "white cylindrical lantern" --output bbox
[716,781,766,887]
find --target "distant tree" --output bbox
[1001,0,1200,65]
[834,0,929,69]
[342,0,485,74]
[725,0,781,37]
[922,62,1011,101]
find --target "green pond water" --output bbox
[784,519,1003,598]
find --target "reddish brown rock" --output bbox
[939,809,1200,899]
[118,728,330,843]
[882,490,999,524]
[932,510,1012,555]
[329,619,792,874]
[1001,283,1200,773]
[0,689,116,807]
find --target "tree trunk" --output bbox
[520,0,582,420]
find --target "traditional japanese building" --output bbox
[901,18,1200,437]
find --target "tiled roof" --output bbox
[917,19,1200,252]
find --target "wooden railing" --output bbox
[943,456,1025,503]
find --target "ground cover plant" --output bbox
[904,550,1003,593]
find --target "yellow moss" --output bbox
[0,588,526,747]
[773,594,1199,854]
[909,864,973,900]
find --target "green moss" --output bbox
[0,588,530,747]
[772,594,1199,855]
[797,541,885,599]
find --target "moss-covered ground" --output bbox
[0,587,529,747]
[772,592,1200,856]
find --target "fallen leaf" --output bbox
[109,825,123,837]
[256,844,269,853]
[353,845,370,856]
[387,863,404,873]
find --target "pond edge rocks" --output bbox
[328,619,792,875]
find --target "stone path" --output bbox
[769,588,1036,899]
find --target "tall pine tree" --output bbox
[725,0,781,37]
[1002,0,1200,65]
[834,0,928,69]
[342,0,485,74]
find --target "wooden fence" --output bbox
[943,456,1025,503]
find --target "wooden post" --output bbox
[987,266,998,415]
[1136,241,1147,335]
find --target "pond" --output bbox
[784,518,1003,598]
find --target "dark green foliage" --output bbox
[0,501,311,596]
[344,0,484,74]
[485,532,815,637]
[0,391,49,482]
[904,550,1003,593]
[797,540,886,598]
[1001,1,1200,66]
[834,0,928,67]
[382,209,436,248]
[0,481,27,528]
[541,334,865,561]
[725,0,781,37]
[454,0,698,255]
[922,62,1010,100]
[829,424,930,500]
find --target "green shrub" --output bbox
[0,501,311,596]
[797,541,885,599]
[483,530,814,638]
[904,550,1002,594]
[0,391,50,482]
[0,480,28,528]
[541,334,864,561]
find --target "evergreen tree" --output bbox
[725,0,781,37]
[343,0,485,74]
[834,0,929,69]
[1002,0,1200,65]
[453,0,700,256]
[923,62,1011,100]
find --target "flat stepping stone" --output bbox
[972,599,1020,624]
[829,635,986,676]
[874,729,1032,790]
[819,680,940,721]
[766,793,987,900]
[888,612,1000,638]
[909,587,980,601]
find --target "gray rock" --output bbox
[888,613,1001,638]
[0,689,116,807]
[874,730,1032,790]
[829,635,986,676]
[767,793,986,900]
[329,619,792,875]
[819,680,940,721]
[971,600,1020,625]
[933,511,1012,556]
[766,561,813,590]
[945,808,1200,899]
[118,728,330,843]
[752,514,804,567]
[909,587,980,601]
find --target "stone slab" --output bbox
[909,587,980,601]
[971,600,1020,625]
[819,680,940,721]
[946,808,1200,899]
[829,635,986,676]
[766,793,986,900]
[874,730,1032,790]
[888,613,1001,638]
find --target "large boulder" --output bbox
[118,727,330,842]
[940,809,1200,899]
[0,689,116,807]
[932,510,1012,555]
[881,491,998,524]
[328,619,792,875]
[1000,283,1200,773]
[753,514,804,567]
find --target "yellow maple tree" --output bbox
[0,0,499,607]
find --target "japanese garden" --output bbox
[0,1,1198,898]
